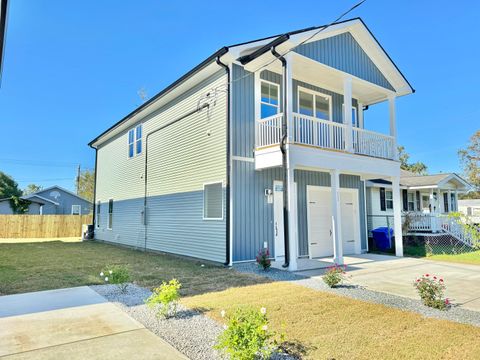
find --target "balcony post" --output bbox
[285,53,294,142]
[392,176,404,257]
[389,95,398,160]
[358,102,364,128]
[330,169,344,265]
[343,76,353,152]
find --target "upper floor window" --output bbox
[298,88,331,120]
[128,124,142,158]
[260,81,279,118]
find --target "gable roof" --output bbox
[368,172,471,191]
[21,194,59,205]
[28,185,91,203]
[89,17,413,148]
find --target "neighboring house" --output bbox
[0,197,45,215]
[22,186,92,215]
[90,18,415,270]
[458,199,480,224]
[366,170,471,233]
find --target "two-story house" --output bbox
[89,18,414,270]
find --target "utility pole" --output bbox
[76,164,80,195]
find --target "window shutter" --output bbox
[379,187,386,211]
[402,190,408,211]
[416,191,421,211]
[443,193,449,213]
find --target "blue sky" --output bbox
[1,0,479,191]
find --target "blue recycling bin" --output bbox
[371,227,394,251]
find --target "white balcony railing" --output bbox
[256,113,283,148]
[255,112,396,161]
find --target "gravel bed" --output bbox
[234,262,480,327]
[91,284,296,360]
[91,284,222,360]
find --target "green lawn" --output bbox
[404,244,480,265]
[0,239,267,296]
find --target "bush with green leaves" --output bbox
[414,274,449,310]
[322,264,346,288]
[255,248,271,271]
[100,265,130,293]
[215,306,281,360]
[146,279,182,318]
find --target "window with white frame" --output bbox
[407,192,415,211]
[71,205,81,215]
[342,104,358,127]
[107,199,113,229]
[298,88,331,120]
[203,182,223,220]
[96,201,101,228]
[128,124,142,158]
[260,81,279,118]
[386,190,393,210]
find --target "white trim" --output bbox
[342,104,358,127]
[202,181,224,221]
[22,194,60,206]
[127,124,143,159]
[71,204,81,215]
[297,85,332,121]
[232,156,255,163]
[259,79,280,118]
[363,180,369,252]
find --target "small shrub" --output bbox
[146,279,182,318]
[256,248,271,271]
[414,274,449,310]
[100,265,130,293]
[322,264,346,288]
[215,306,281,360]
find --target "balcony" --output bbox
[256,112,396,160]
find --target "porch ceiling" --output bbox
[250,52,395,106]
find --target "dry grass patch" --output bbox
[182,282,480,360]
[0,241,268,296]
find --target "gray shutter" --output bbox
[380,187,386,211]
[402,190,408,211]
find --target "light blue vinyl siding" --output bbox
[35,187,92,215]
[231,162,367,262]
[294,32,394,91]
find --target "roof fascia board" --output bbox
[35,185,91,202]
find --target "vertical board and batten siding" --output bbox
[295,32,394,91]
[95,70,227,262]
[231,63,367,261]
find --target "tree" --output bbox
[76,169,95,202]
[23,183,42,195]
[398,146,428,175]
[0,171,30,213]
[458,130,480,199]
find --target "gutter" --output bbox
[91,147,98,232]
[271,47,290,269]
[238,34,289,65]
[215,56,232,266]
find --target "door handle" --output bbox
[275,222,278,236]
[330,229,332,236]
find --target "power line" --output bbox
[0,158,93,170]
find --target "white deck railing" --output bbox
[255,113,396,160]
[293,113,346,151]
[256,113,283,148]
[353,127,395,160]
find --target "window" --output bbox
[96,201,101,228]
[71,205,81,215]
[298,88,331,120]
[450,193,456,211]
[107,199,113,229]
[260,81,279,118]
[443,193,449,213]
[203,182,223,220]
[408,192,415,211]
[385,190,393,210]
[342,104,358,127]
[128,124,142,158]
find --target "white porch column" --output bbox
[358,102,364,128]
[285,53,294,142]
[343,77,353,153]
[429,189,437,232]
[330,169,344,265]
[392,176,404,257]
[454,190,458,211]
[389,96,398,160]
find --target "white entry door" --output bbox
[273,181,285,261]
[307,186,360,258]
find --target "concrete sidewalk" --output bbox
[0,286,187,359]
[295,254,480,312]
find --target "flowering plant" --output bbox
[146,279,182,318]
[256,248,271,271]
[100,265,130,293]
[215,306,281,360]
[322,264,347,288]
[414,274,449,310]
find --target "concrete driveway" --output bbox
[0,286,187,359]
[295,254,480,312]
